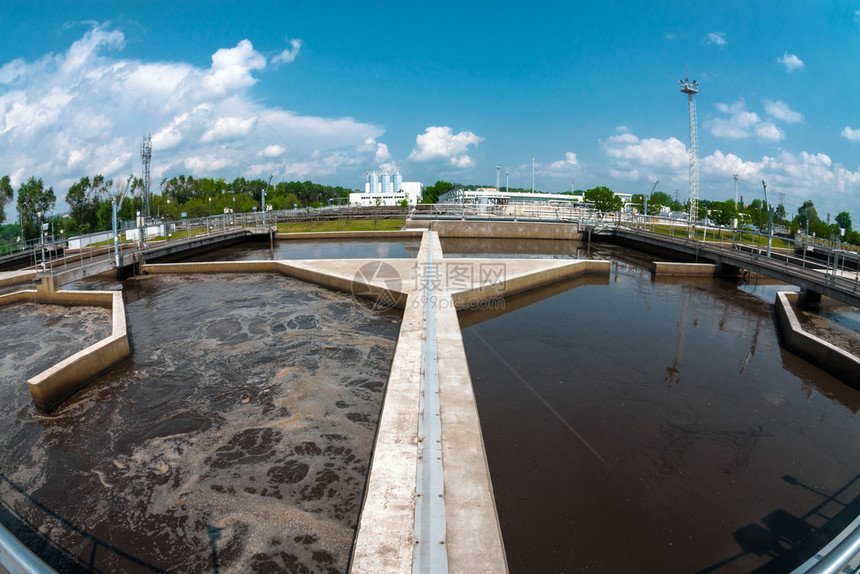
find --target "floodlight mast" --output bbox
[679,77,699,228]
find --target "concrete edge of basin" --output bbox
[451,259,611,308]
[0,270,37,288]
[141,260,411,310]
[275,230,423,240]
[652,262,717,276]
[775,291,860,385]
[0,289,130,413]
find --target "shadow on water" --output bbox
[0,473,165,572]
[695,473,860,573]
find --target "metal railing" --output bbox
[0,523,54,574]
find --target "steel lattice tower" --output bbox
[140,135,152,219]
[679,77,699,224]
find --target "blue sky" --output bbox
[2,1,860,224]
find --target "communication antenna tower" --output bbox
[140,135,153,219]
[733,173,739,206]
[679,76,699,224]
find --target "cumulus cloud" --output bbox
[841,126,860,141]
[271,38,303,66]
[599,127,860,218]
[0,22,383,209]
[408,126,483,168]
[778,52,804,72]
[705,32,727,46]
[764,99,803,123]
[706,100,784,141]
[549,152,579,170]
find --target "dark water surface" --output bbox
[0,274,400,573]
[180,238,420,262]
[461,243,860,574]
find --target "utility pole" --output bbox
[531,155,535,193]
[762,180,773,257]
[733,173,739,206]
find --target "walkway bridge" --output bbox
[589,224,860,308]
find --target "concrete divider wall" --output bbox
[0,289,130,412]
[775,291,860,385]
[451,260,611,308]
[276,230,423,240]
[142,261,412,309]
[652,262,717,276]
[0,270,37,288]
[406,220,583,240]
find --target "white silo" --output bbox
[393,171,403,193]
[381,172,392,195]
[369,172,380,195]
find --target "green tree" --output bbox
[835,211,852,232]
[16,177,56,240]
[0,175,13,225]
[584,186,623,212]
[795,200,820,229]
[421,181,455,204]
[707,199,738,227]
[66,175,112,234]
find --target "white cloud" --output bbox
[0,23,384,213]
[706,100,785,141]
[764,99,803,123]
[705,32,727,46]
[549,152,579,170]
[603,133,687,169]
[271,39,303,66]
[600,128,860,218]
[200,116,257,143]
[261,144,286,158]
[202,39,267,95]
[408,126,483,168]
[778,52,804,72]
[841,126,860,141]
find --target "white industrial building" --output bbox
[349,171,424,206]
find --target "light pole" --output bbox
[496,164,501,191]
[36,211,44,270]
[505,169,509,193]
[208,197,212,218]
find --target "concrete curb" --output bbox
[775,291,860,385]
[652,262,717,276]
[451,259,611,308]
[0,289,130,412]
[0,270,37,288]
[405,219,583,239]
[275,230,423,240]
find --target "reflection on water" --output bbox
[0,274,399,573]
[461,244,860,573]
[440,237,590,259]
[176,239,420,262]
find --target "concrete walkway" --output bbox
[139,230,612,573]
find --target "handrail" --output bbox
[0,523,55,573]
[792,515,860,573]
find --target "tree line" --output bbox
[0,174,358,241]
[417,182,859,247]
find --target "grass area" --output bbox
[277,219,406,233]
